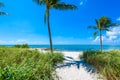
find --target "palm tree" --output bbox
[0,2,8,15]
[88,16,119,52]
[33,0,77,53]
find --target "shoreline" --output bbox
[30,48,84,52]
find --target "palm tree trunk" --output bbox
[100,29,102,52]
[47,9,53,53]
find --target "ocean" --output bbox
[2,45,120,51]
[29,45,120,51]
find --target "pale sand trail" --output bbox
[55,51,102,80]
[34,48,102,80]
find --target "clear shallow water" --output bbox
[2,45,120,51]
[30,45,120,51]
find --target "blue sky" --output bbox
[0,0,120,45]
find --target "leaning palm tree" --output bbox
[88,16,119,52]
[33,0,77,53]
[0,2,8,15]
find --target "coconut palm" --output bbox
[33,0,77,53]
[88,16,119,52]
[0,2,8,15]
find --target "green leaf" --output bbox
[0,12,8,15]
[44,10,47,24]
[0,2,4,7]
[53,3,77,10]
[104,28,111,31]
[107,23,119,27]
[94,30,98,38]
[33,0,45,5]
[95,19,99,28]
[87,26,98,30]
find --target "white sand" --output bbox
[56,51,102,80]
[34,48,103,80]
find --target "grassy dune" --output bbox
[0,47,64,80]
[81,50,120,80]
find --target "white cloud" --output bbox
[15,39,27,43]
[80,2,84,5]
[93,36,99,42]
[92,27,120,44]
[79,0,87,6]
[93,36,106,42]
[0,40,7,44]
[89,37,93,40]
[0,39,49,45]
[106,27,120,42]
[108,36,117,40]
[106,27,120,36]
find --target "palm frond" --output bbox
[95,19,99,28]
[51,0,60,5]
[53,3,77,10]
[44,9,48,24]
[0,2,4,7]
[103,28,111,31]
[100,16,111,28]
[94,30,99,38]
[33,0,45,5]
[0,12,8,15]
[88,26,98,30]
[107,23,119,27]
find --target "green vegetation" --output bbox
[13,44,29,48]
[81,50,120,80]
[88,16,119,52]
[0,2,8,15]
[0,47,64,80]
[33,0,77,52]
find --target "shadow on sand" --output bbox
[55,56,95,73]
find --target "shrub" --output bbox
[81,50,120,80]
[0,48,64,80]
[21,44,29,48]
[13,44,29,48]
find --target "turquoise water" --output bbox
[29,45,120,51]
[2,45,120,51]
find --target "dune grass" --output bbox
[80,50,120,80]
[0,47,64,80]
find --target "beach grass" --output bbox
[0,47,64,80]
[80,50,120,80]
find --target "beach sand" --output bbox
[55,51,102,80]
[35,48,102,80]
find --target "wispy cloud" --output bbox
[117,17,120,21]
[0,39,49,45]
[92,27,120,44]
[0,37,91,45]
[79,0,87,6]
[80,2,84,5]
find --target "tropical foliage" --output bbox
[81,50,120,80]
[33,0,77,52]
[0,47,64,80]
[0,2,8,15]
[13,44,29,48]
[88,16,119,52]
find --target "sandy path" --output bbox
[34,48,102,80]
[55,51,101,80]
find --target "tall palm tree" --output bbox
[88,16,119,52]
[33,0,77,53]
[0,2,8,15]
